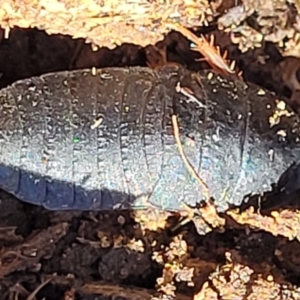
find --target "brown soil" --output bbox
[1,25,300,300]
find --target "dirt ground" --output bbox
[2,26,300,300]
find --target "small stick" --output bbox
[172,114,210,200]
[166,22,237,75]
[175,82,205,107]
[26,277,53,300]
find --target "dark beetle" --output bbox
[0,65,300,212]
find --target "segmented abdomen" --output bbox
[0,66,300,212]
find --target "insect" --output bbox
[0,65,299,214]
[166,22,237,75]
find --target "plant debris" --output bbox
[2,2,300,299]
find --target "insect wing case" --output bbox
[0,66,299,212]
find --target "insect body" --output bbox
[0,66,299,212]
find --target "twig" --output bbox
[166,22,236,75]
[26,277,53,300]
[175,82,205,107]
[0,250,37,262]
[172,114,210,200]
[81,281,191,300]
[0,223,69,279]
[42,275,191,300]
